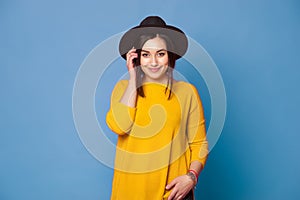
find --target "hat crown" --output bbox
[119,16,188,60]
[140,16,166,27]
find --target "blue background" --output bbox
[1,0,299,199]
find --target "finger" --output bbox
[126,52,138,61]
[166,179,177,190]
[168,189,177,200]
[126,48,136,57]
[126,49,137,56]
[175,193,183,200]
[126,53,137,61]
[126,53,138,62]
[126,54,138,67]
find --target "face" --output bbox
[140,36,169,83]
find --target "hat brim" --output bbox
[119,26,188,60]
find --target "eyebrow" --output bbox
[141,49,167,53]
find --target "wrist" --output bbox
[186,172,197,186]
[128,68,136,78]
[127,79,137,89]
[188,169,199,179]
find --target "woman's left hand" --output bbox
[165,175,195,200]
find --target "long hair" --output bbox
[133,33,177,100]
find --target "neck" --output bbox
[142,75,169,85]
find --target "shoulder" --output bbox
[113,79,129,90]
[174,81,204,111]
[173,81,200,96]
[116,79,128,86]
[109,80,129,98]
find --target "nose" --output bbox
[150,55,158,67]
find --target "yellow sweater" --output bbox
[106,80,208,200]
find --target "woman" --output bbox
[106,16,208,200]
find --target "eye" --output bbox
[142,53,150,57]
[157,52,166,57]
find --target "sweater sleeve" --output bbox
[106,80,137,135]
[187,85,209,167]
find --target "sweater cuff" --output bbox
[190,142,209,167]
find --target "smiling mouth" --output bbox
[149,67,161,72]
[141,65,163,73]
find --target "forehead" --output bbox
[142,37,167,50]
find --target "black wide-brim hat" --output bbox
[119,16,188,60]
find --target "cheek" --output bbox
[159,57,169,65]
[140,57,148,65]
[162,66,168,74]
[140,66,147,73]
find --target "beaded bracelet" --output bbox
[188,169,199,179]
[186,171,197,186]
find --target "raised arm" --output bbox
[119,47,138,108]
[106,48,138,135]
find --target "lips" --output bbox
[149,67,160,72]
[147,66,163,73]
